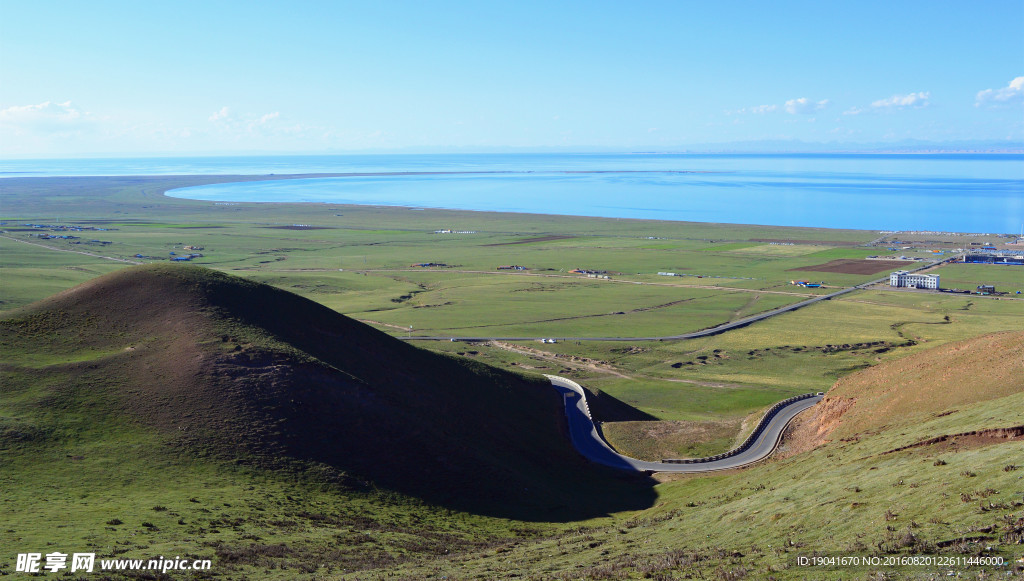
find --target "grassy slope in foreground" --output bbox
[376,331,1024,579]
[1,268,1021,579]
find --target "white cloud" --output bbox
[976,76,1024,106]
[872,91,930,109]
[0,101,94,132]
[208,106,231,122]
[208,107,288,137]
[733,104,778,115]
[785,98,829,114]
[843,107,864,116]
[0,101,109,155]
[0,101,340,155]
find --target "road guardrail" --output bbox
[660,392,822,464]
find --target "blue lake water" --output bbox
[3,153,1022,232]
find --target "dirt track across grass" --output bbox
[751,238,862,246]
[789,258,914,275]
[483,235,576,246]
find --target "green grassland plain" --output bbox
[2,175,1023,578]
[3,175,1022,440]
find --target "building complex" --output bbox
[889,270,940,289]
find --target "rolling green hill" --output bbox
[0,264,653,522]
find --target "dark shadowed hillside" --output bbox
[0,264,655,519]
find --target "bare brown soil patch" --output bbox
[788,258,913,275]
[778,397,857,458]
[483,235,575,246]
[780,331,1024,458]
[827,331,1024,439]
[488,341,631,378]
[882,425,1024,454]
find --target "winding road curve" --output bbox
[547,375,823,473]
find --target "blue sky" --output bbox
[1,0,1022,156]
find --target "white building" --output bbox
[890,270,940,289]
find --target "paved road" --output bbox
[547,375,823,473]
[404,258,954,342]
[405,282,865,342]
